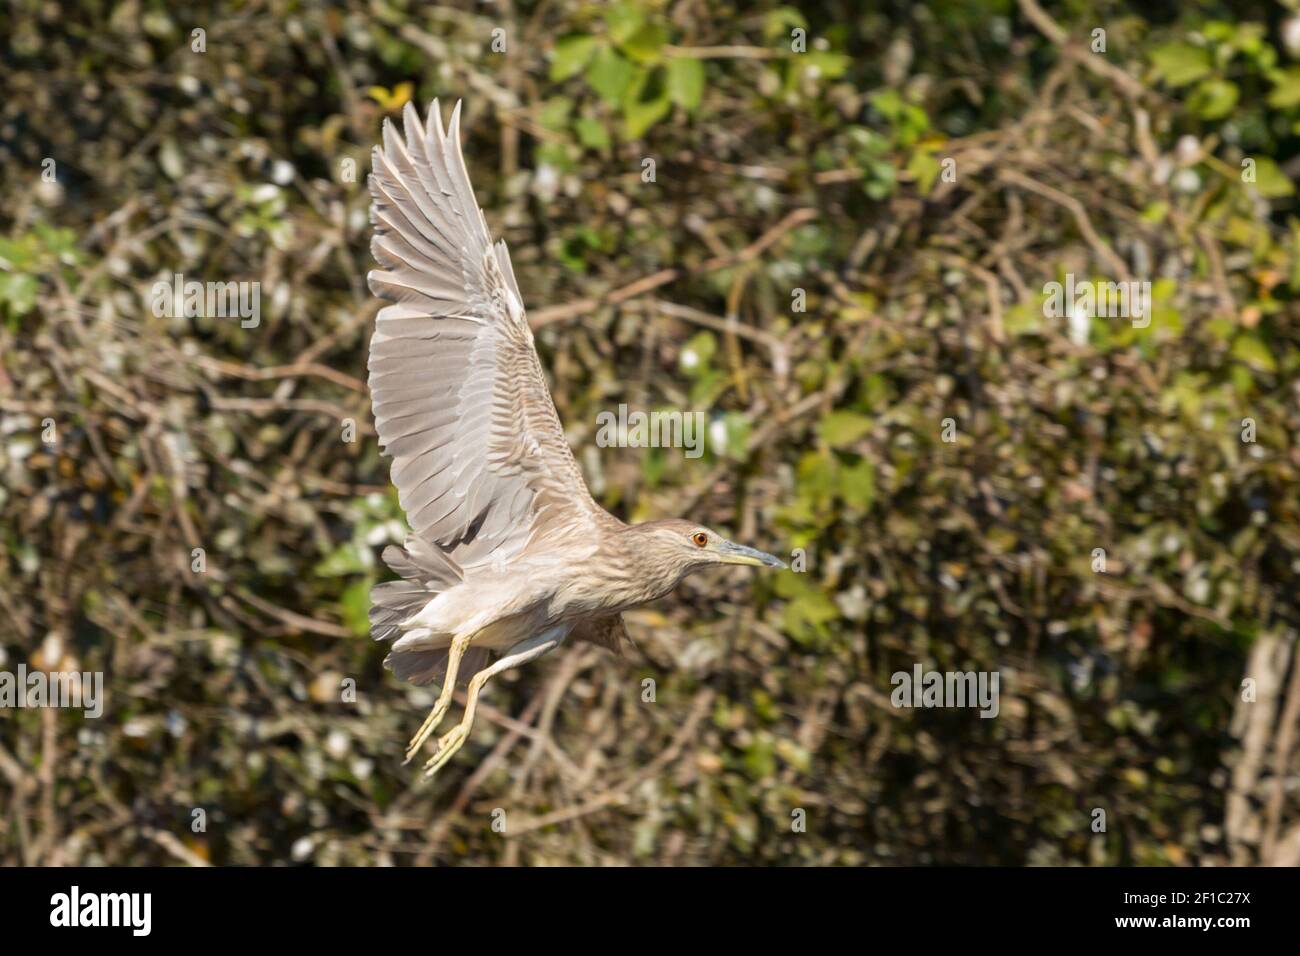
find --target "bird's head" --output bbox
[629,519,786,589]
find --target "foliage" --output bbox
[0,0,1298,866]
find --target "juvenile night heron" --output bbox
[366,100,785,777]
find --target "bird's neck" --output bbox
[615,525,688,606]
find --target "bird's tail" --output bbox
[370,537,485,686]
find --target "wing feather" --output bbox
[367,99,612,566]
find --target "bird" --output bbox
[365,100,786,778]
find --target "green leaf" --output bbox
[906,149,941,194]
[604,2,644,45]
[666,57,704,111]
[863,161,897,200]
[1267,68,1300,109]
[1189,78,1238,119]
[537,96,572,131]
[779,584,839,645]
[1140,201,1169,224]
[0,273,37,316]
[802,50,850,80]
[0,237,35,270]
[623,88,671,139]
[715,411,752,460]
[585,47,635,106]
[1149,43,1212,87]
[743,735,776,780]
[838,459,876,510]
[574,116,610,151]
[1250,158,1295,198]
[315,541,368,577]
[550,34,597,81]
[762,7,807,42]
[621,23,668,65]
[819,412,873,448]
[340,578,374,637]
[1291,221,1300,292]
[680,331,716,375]
[1231,334,1276,373]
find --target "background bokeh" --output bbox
[2,0,1298,865]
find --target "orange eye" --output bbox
[692,532,709,547]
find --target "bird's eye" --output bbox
[691,531,709,547]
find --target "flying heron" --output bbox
[366,100,785,777]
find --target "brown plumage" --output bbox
[365,100,784,777]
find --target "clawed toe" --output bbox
[423,726,468,778]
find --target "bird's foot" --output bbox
[403,698,453,764]
[423,723,470,778]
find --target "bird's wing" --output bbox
[571,614,631,656]
[367,100,605,563]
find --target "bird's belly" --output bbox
[474,613,556,649]
[404,570,563,648]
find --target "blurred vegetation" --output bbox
[2,0,1299,866]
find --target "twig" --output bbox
[505,690,713,837]
[1017,0,1149,101]
[998,169,1132,281]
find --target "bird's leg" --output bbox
[404,632,472,763]
[423,631,562,778]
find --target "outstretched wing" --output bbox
[367,100,608,566]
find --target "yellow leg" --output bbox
[404,634,471,764]
[423,631,562,778]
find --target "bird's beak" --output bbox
[716,540,787,569]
